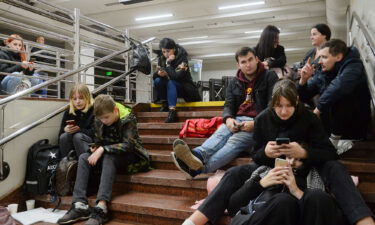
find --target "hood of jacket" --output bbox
[235,61,265,83]
[325,46,361,78]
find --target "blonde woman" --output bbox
[59,84,95,157]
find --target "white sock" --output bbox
[182,219,196,225]
[329,134,341,148]
[96,202,108,213]
[74,202,88,210]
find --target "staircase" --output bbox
[33,102,375,224]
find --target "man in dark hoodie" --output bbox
[153,38,201,123]
[172,46,279,178]
[298,39,371,154]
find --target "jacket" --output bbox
[298,47,370,113]
[252,104,338,167]
[0,49,33,83]
[58,106,95,139]
[153,44,201,102]
[254,45,287,69]
[222,66,279,123]
[94,103,150,173]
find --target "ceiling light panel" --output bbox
[218,1,265,10]
[135,13,173,21]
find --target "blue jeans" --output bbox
[194,116,254,173]
[154,77,185,107]
[1,72,46,96]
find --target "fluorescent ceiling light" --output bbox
[198,53,234,58]
[244,30,263,34]
[178,36,208,41]
[218,1,265,10]
[179,40,214,46]
[135,13,173,21]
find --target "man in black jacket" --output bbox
[298,39,371,154]
[172,47,279,178]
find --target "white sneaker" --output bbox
[336,140,353,155]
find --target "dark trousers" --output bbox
[198,164,259,224]
[154,77,185,107]
[72,152,132,204]
[321,94,370,139]
[59,132,92,158]
[231,190,347,225]
[317,161,374,224]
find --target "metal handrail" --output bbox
[0,46,132,106]
[350,12,375,54]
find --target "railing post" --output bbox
[73,8,81,83]
[124,29,131,102]
[0,105,10,181]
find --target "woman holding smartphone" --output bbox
[59,83,95,158]
[153,38,201,123]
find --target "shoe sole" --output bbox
[58,216,89,224]
[173,139,203,170]
[171,152,193,179]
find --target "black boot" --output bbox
[165,109,177,123]
[159,100,169,112]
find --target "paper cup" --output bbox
[26,199,35,210]
[7,203,18,214]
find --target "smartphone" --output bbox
[275,158,288,167]
[66,120,76,126]
[276,137,290,145]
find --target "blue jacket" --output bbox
[298,47,369,112]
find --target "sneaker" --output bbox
[173,139,203,170]
[171,152,201,179]
[57,203,90,224]
[165,109,177,123]
[85,206,109,225]
[336,140,353,155]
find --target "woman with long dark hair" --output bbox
[254,25,286,73]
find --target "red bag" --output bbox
[179,117,223,138]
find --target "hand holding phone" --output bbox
[275,158,288,167]
[66,120,76,126]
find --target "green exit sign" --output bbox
[106,71,113,76]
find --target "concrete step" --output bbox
[141,135,204,152]
[36,192,195,225]
[138,123,184,136]
[136,111,221,123]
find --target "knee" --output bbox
[167,80,177,88]
[59,132,71,142]
[78,152,90,162]
[303,190,333,206]
[72,132,84,144]
[273,193,299,210]
[154,77,163,87]
[321,160,347,176]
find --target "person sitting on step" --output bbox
[298,39,371,154]
[57,95,150,225]
[153,38,201,123]
[58,83,95,158]
[171,46,278,178]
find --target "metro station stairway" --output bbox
[24,102,375,224]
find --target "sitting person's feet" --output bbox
[336,139,353,155]
[173,139,203,170]
[159,100,169,112]
[171,152,201,179]
[165,108,177,123]
[85,206,109,225]
[57,202,91,224]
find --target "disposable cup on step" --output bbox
[26,199,35,210]
[7,203,18,214]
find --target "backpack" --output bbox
[55,150,78,196]
[25,139,60,195]
[179,117,223,138]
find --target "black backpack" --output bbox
[25,139,60,195]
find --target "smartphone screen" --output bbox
[276,137,290,145]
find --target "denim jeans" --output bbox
[59,132,92,158]
[0,72,46,96]
[194,116,254,173]
[154,77,185,107]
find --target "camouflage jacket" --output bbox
[94,104,150,174]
